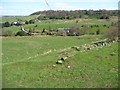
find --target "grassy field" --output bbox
[1,15,40,23]
[1,15,118,88]
[2,35,118,88]
[2,18,113,34]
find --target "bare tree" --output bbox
[103,26,118,40]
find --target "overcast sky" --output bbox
[0,0,119,16]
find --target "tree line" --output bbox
[31,10,118,20]
[1,10,118,28]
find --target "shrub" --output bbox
[34,25,37,27]
[103,27,118,40]
[0,30,2,36]
[2,30,15,36]
[80,25,89,35]
[68,26,80,36]
[96,28,100,35]
[3,21,11,27]
[66,16,70,19]
[99,15,109,19]
[29,19,35,24]
[25,21,29,24]
[103,24,107,27]
[15,31,28,36]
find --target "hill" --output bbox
[2,35,118,88]
[30,10,118,20]
[1,9,118,88]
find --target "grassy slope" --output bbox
[3,35,99,64]
[72,42,118,87]
[2,35,118,88]
[1,15,40,23]
[2,19,112,34]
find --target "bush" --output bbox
[3,21,11,27]
[67,26,80,36]
[25,21,29,24]
[103,27,118,40]
[80,25,89,35]
[16,31,28,36]
[99,15,109,19]
[96,28,100,35]
[0,30,2,36]
[29,20,35,24]
[2,30,15,36]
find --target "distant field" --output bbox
[2,18,113,34]
[2,35,118,88]
[1,15,40,23]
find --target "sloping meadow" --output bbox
[2,35,118,88]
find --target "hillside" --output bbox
[2,35,118,88]
[1,9,118,88]
[30,10,118,20]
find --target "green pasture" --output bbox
[2,35,118,88]
[2,18,112,34]
[1,15,40,23]
[2,15,118,88]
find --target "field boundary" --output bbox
[2,47,71,65]
[3,39,117,66]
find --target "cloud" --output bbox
[1,0,119,3]
[0,6,48,16]
[51,1,118,10]
[49,0,119,3]
[1,0,42,2]
[0,6,4,15]
[0,6,3,9]
[0,0,118,16]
